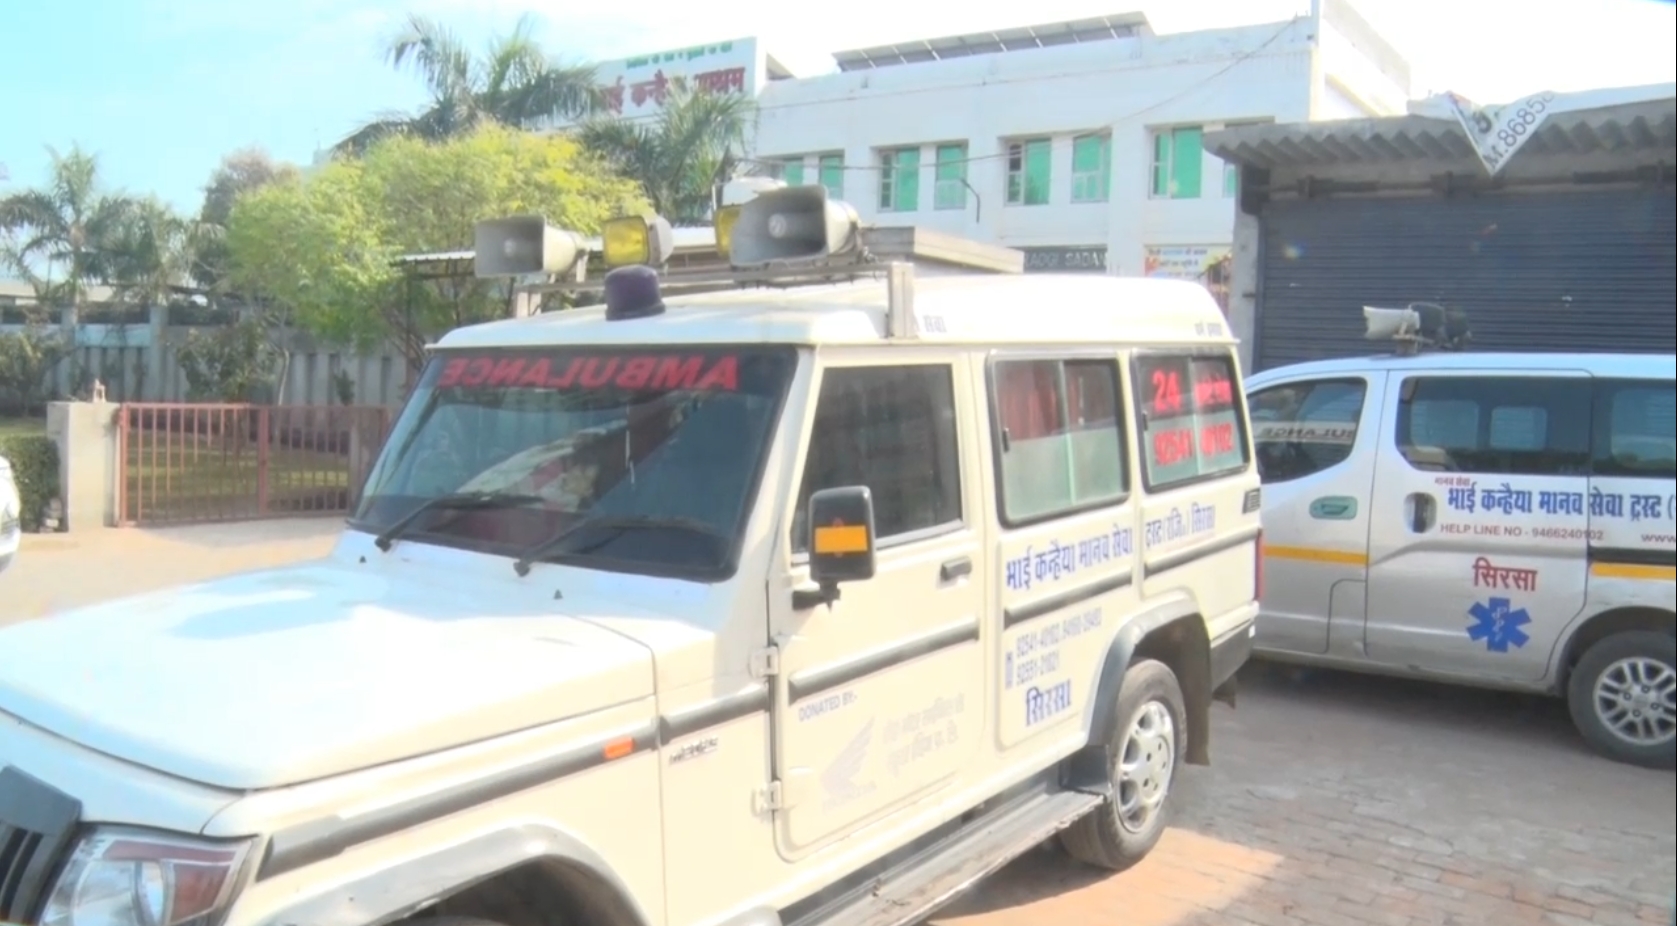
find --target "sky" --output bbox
[3,0,1674,215]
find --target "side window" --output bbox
[1593,378,1677,478]
[1133,352,1249,490]
[792,365,962,552]
[1397,376,1591,475]
[1249,378,1367,484]
[991,357,1127,524]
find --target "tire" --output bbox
[420,918,510,926]
[1059,658,1187,871]
[1566,631,1676,770]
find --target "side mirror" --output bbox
[804,486,876,606]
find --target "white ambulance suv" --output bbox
[1249,304,1675,769]
[0,188,1260,926]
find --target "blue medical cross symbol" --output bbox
[1467,596,1532,653]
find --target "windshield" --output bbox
[353,346,797,578]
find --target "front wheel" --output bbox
[1566,630,1676,770]
[1059,658,1187,871]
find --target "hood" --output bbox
[0,561,655,790]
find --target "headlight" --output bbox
[39,828,251,926]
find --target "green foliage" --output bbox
[226,125,645,372]
[579,79,756,222]
[0,327,71,415]
[0,432,60,531]
[332,368,356,406]
[175,318,281,402]
[336,13,600,155]
[194,148,302,290]
[0,144,141,313]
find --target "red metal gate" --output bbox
[116,404,392,527]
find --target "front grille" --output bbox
[0,767,82,923]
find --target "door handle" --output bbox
[940,557,973,582]
[1406,493,1436,533]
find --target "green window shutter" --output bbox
[935,144,966,210]
[819,155,843,199]
[1024,139,1051,205]
[784,161,805,186]
[895,148,920,211]
[1072,136,1102,173]
[1072,135,1109,203]
[1222,161,1239,197]
[1170,127,1203,199]
[1151,132,1172,197]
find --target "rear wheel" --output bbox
[1060,659,1187,870]
[1566,631,1676,770]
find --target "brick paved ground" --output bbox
[8,524,1673,925]
[933,664,1677,926]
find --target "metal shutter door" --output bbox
[1254,188,1677,371]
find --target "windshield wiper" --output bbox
[373,491,545,552]
[512,515,728,577]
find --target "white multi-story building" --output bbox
[747,0,1411,284]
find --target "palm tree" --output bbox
[335,13,600,156]
[0,144,137,320]
[106,198,205,309]
[577,79,758,224]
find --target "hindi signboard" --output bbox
[585,38,761,123]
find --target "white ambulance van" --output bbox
[0,188,1260,926]
[1248,304,1675,769]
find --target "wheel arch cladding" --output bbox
[252,823,652,926]
[1064,605,1213,793]
[1560,606,1677,686]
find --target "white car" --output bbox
[0,188,1261,926]
[1248,306,1676,769]
[0,454,20,575]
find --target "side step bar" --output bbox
[799,789,1104,926]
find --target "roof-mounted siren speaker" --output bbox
[473,215,585,278]
[1363,306,1423,341]
[1364,302,1472,353]
[728,185,860,269]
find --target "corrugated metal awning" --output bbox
[1206,96,1676,171]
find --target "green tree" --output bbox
[193,148,301,290]
[335,13,599,156]
[578,80,758,223]
[0,327,71,415]
[0,144,138,319]
[105,197,203,311]
[227,125,644,375]
[174,317,281,402]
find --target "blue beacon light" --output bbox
[603,265,667,321]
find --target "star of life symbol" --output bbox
[1467,596,1532,653]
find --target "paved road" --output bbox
[932,666,1676,926]
[2,518,341,626]
[7,523,1674,926]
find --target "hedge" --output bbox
[0,433,60,531]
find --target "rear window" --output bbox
[1397,375,1591,476]
[1594,378,1677,478]
[1132,352,1249,490]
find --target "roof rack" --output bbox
[471,186,1027,339]
[1363,302,1472,355]
[518,224,1024,297]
